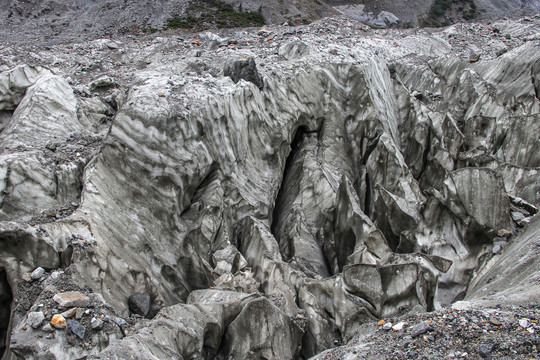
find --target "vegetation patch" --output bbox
[419,0,477,27]
[165,0,265,31]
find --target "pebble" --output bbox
[51,314,67,329]
[91,318,104,331]
[27,311,45,329]
[42,324,54,333]
[497,229,512,238]
[61,308,78,319]
[469,51,481,62]
[518,318,529,328]
[383,322,393,331]
[30,267,46,280]
[410,321,431,337]
[392,322,406,331]
[492,244,502,254]
[478,342,494,358]
[114,317,127,327]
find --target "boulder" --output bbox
[223,56,264,89]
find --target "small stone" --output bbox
[45,141,57,151]
[383,322,393,331]
[527,327,535,334]
[511,211,525,221]
[42,324,54,333]
[128,292,151,317]
[62,308,77,319]
[114,317,126,327]
[76,308,85,319]
[68,319,86,340]
[490,317,503,326]
[492,244,502,254]
[519,319,529,328]
[478,343,494,358]
[378,319,385,326]
[91,318,104,331]
[493,237,507,245]
[469,51,481,63]
[30,267,46,280]
[50,271,61,280]
[518,218,530,227]
[51,314,67,329]
[107,42,119,50]
[497,229,512,238]
[53,291,90,308]
[392,322,406,331]
[411,321,431,337]
[27,311,45,329]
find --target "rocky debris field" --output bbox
[0,9,539,360]
[314,303,540,359]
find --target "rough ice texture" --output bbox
[0,14,539,360]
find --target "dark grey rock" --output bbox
[128,292,151,317]
[410,321,431,337]
[68,319,86,340]
[478,343,494,358]
[223,56,264,89]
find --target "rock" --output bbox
[477,342,494,358]
[511,211,525,222]
[113,317,127,327]
[42,323,54,333]
[30,267,46,280]
[518,318,529,328]
[492,244,502,254]
[53,291,90,308]
[61,307,78,319]
[91,318,104,331]
[392,322,406,331]
[68,319,86,340]
[89,75,116,91]
[497,229,512,238]
[106,41,119,50]
[128,292,151,317]
[51,314,67,329]
[223,56,264,89]
[469,51,481,62]
[27,311,45,329]
[410,321,431,337]
[382,322,393,331]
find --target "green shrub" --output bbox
[165,1,265,31]
[420,0,476,28]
